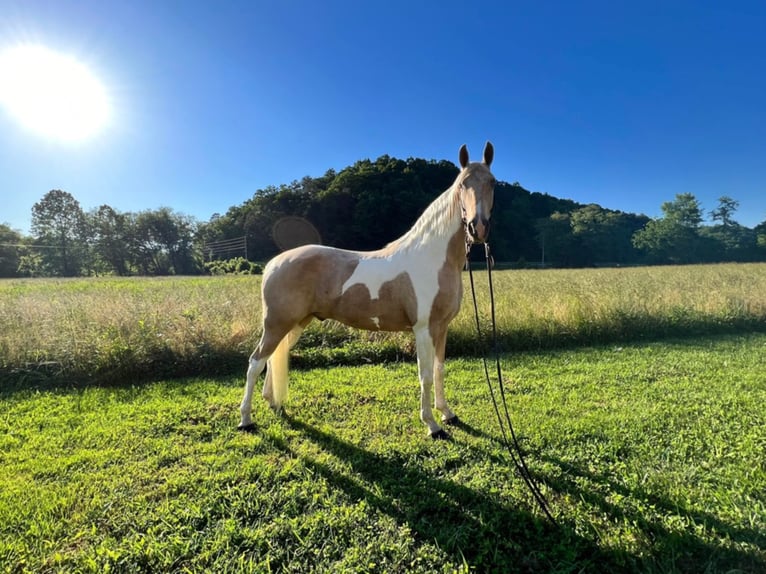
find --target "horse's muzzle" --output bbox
[467,217,491,243]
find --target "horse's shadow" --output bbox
[273,414,608,572]
[266,414,765,573]
[537,452,766,569]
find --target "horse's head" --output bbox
[457,141,496,244]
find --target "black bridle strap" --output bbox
[465,240,559,527]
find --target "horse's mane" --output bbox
[383,181,462,253]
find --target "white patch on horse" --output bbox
[341,233,452,329]
[371,316,380,329]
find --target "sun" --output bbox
[0,44,110,142]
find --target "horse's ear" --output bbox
[459,144,469,169]
[483,141,494,167]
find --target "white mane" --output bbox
[384,182,462,253]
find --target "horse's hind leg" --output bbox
[238,326,290,431]
[239,356,267,431]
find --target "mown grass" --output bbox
[2,264,766,386]
[1,335,764,572]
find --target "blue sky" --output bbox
[1,0,765,233]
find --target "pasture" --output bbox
[1,264,766,572]
[2,263,766,385]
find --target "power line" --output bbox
[202,236,247,260]
[0,242,59,249]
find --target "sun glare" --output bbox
[0,44,110,142]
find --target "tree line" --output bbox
[1,191,197,277]
[2,155,765,277]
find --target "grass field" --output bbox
[2,263,766,384]
[1,336,764,572]
[1,264,766,572]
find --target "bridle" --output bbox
[458,183,482,248]
[458,175,495,248]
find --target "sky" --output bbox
[1,0,765,234]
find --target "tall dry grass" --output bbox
[1,263,765,385]
[449,263,766,351]
[0,276,261,383]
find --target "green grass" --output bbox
[2,335,765,572]
[1,265,765,571]
[2,264,766,384]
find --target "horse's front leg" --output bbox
[415,327,449,439]
[433,327,458,426]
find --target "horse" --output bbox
[238,142,497,439]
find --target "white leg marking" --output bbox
[240,357,267,428]
[415,327,440,435]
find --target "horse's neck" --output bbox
[386,185,463,257]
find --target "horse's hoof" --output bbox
[237,423,256,433]
[430,429,451,441]
[443,414,460,426]
[271,405,284,416]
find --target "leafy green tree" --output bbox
[0,224,24,277]
[632,219,675,263]
[533,206,647,266]
[492,184,540,263]
[710,196,739,227]
[88,205,133,275]
[31,190,88,276]
[699,224,757,262]
[17,251,44,277]
[535,212,577,266]
[753,219,766,258]
[570,205,614,265]
[569,206,648,265]
[632,193,704,264]
[131,208,199,275]
[663,193,703,228]
[701,197,759,262]
[500,186,581,263]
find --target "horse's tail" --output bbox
[267,326,302,407]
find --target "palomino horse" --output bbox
[239,142,496,438]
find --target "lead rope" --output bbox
[465,240,559,527]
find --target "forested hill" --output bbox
[199,154,649,266]
[203,153,766,267]
[4,155,765,277]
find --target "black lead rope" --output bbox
[466,241,559,527]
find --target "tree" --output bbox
[0,224,24,277]
[699,223,757,262]
[31,190,88,276]
[131,208,199,275]
[702,196,757,262]
[535,212,577,266]
[662,193,703,229]
[710,196,739,227]
[754,219,766,255]
[89,205,133,275]
[569,204,624,265]
[632,193,704,264]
